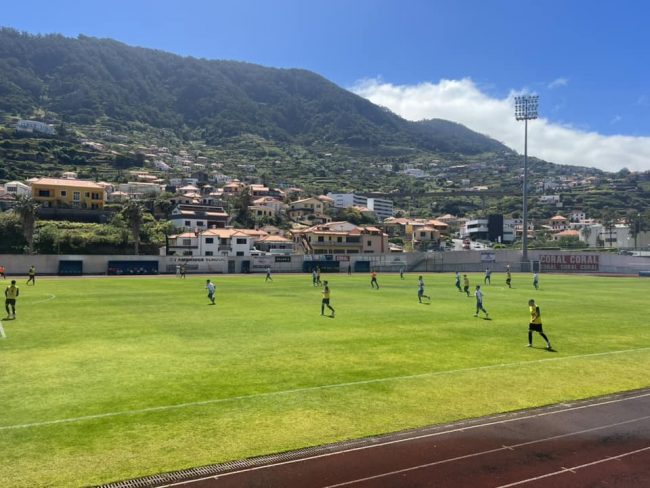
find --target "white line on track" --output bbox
[1,346,650,431]
[156,409,650,488]
[495,445,650,487]
[321,416,650,487]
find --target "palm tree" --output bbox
[13,195,40,254]
[580,225,592,246]
[154,194,174,220]
[121,200,144,254]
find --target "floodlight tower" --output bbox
[514,95,538,264]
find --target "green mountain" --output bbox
[0,28,509,155]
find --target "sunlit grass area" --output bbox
[1,272,649,487]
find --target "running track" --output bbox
[119,388,650,488]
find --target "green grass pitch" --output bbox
[1,272,649,487]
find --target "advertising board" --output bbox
[539,254,599,272]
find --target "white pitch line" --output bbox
[495,445,650,488]
[30,294,56,304]
[1,346,650,431]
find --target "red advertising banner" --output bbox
[539,254,599,272]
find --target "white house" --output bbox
[170,204,229,231]
[117,182,162,198]
[2,181,31,197]
[200,229,255,256]
[252,196,285,214]
[167,228,266,257]
[580,223,633,248]
[16,120,56,135]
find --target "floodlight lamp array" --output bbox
[514,95,539,120]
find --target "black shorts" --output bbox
[322,298,330,305]
[529,323,544,333]
[5,299,16,306]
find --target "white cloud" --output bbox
[548,77,568,89]
[351,78,650,172]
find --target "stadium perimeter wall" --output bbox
[0,251,648,276]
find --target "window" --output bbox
[38,190,51,197]
[60,191,67,197]
[337,237,343,242]
[236,251,244,256]
[317,236,324,242]
[205,238,214,244]
[91,192,101,200]
[367,240,372,247]
[236,238,247,244]
[85,192,90,198]
[196,221,204,227]
[205,251,213,256]
[73,192,80,201]
[184,220,191,226]
[182,239,192,246]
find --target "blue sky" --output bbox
[3,0,650,171]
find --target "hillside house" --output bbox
[552,229,580,242]
[16,120,56,135]
[2,181,31,197]
[549,215,569,231]
[255,235,294,254]
[288,197,331,225]
[170,204,229,231]
[30,178,106,209]
[292,221,388,255]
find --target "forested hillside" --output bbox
[0,28,508,154]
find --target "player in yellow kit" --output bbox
[527,299,552,350]
[321,280,335,317]
[463,274,470,296]
[27,265,36,286]
[4,280,19,319]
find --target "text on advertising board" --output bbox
[539,254,599,271]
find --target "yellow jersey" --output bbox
[322,287,330,299]
[529,305,542,324]
[5,285,19,299]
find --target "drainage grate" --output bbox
[97,387,650,488]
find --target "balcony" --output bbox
[311,242,362,249]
